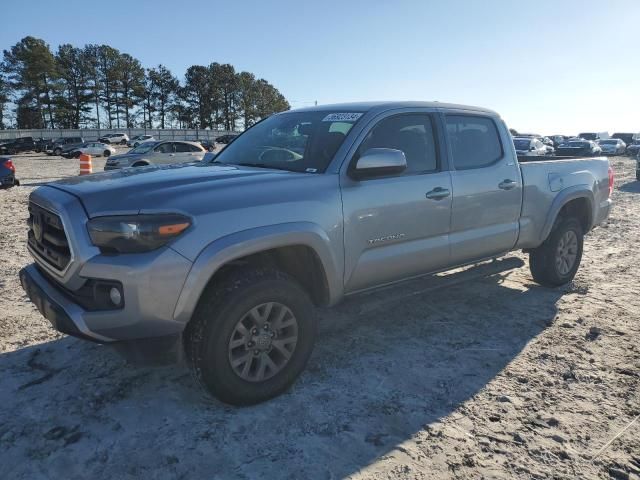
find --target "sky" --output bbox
[2,0,639,134]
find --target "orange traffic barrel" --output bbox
[79,154,93,175]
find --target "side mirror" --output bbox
[351,148,407,179]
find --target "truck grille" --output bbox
[27,202,71,271]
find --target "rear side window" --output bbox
[446,115,503,170]
[355,114,439,174]
[174,143,192,153]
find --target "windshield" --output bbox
[129,141,158,154]
[579,133,596,140]
[566,141,588,147]
[212,111,363,173]
[599,140,616,145]
[513,139,531,149]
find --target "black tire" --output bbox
[73,151,81,158]
[54,147,62,156]
[131,162,149,167]
[184,268,316,406]
[636,170,640,181]
[103,150,111,157]
[529,217,583,287]
[120,139,127,145]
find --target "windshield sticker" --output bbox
[322,113,363,122]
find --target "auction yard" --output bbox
[0,154,638,479]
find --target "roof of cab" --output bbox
[288,101,499,116]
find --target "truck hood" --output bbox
[46,162,309,215]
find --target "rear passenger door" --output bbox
[341,111,452,292]
[445,113,522,265]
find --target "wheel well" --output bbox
[205,245,330,307]
[132,161,149,167]
[558,197,591,233]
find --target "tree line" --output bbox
[0,36,290,131]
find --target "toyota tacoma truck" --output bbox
[19,102,613,405]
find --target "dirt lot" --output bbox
[0,153,638,479]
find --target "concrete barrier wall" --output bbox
[0,128,239,141]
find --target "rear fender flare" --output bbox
[539,186,594,242]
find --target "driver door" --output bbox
[341,112,452,292]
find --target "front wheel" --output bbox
[529,217,583,287]
[120,139,127,145]
[184,268,316,406]
[103,150,111,157]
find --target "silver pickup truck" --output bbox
[20,102,613,405]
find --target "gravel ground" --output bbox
[0,153,638,479]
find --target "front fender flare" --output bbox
[172,222,342,323]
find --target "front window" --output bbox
[599,140,616,145]
[130,142,157,154]
[212,111,363,173]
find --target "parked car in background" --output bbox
[215,134,238,144]
[128,135,155,147]
[198,139,216,152]
[33,138,48,153]
[556,140,602,156]
[104,140,206,170]
[98,133,130,145]
[46,137,84,156]
[636,150,640,180]
[611,132,637,149]
[513,137,547,156]
[0,157,18,188]
[547,135,568,147]
[578,132,609,141]
[597,139,626,155]
[626,140,640,157]
[0,137,36,155]
[65,142,116,158]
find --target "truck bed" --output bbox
[515,155,611,249]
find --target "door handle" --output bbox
[498,179,517,190]
[425,187,450,200]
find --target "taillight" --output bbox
[608,165,614,197]
[3,159,15,173]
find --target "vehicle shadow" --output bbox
[0,258,567,479]
[619,180,640,193]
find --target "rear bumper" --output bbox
[1,173,16,188]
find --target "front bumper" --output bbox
[22,187,194,343]
[20,265,111,342]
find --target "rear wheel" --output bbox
[120,139,127,145]
[529,217,583,287]
[184,268,316,406]
[54,147,62,156]
[74,151,81,158]
[103,150,111,157]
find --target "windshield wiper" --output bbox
[235,162,295,172]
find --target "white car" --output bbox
[69,142,116,158]
[98,133,130,145]
[128,135,156,147]
[597,138,626,155]
[513,137,547,156]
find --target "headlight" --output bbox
[87,214,191,253]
